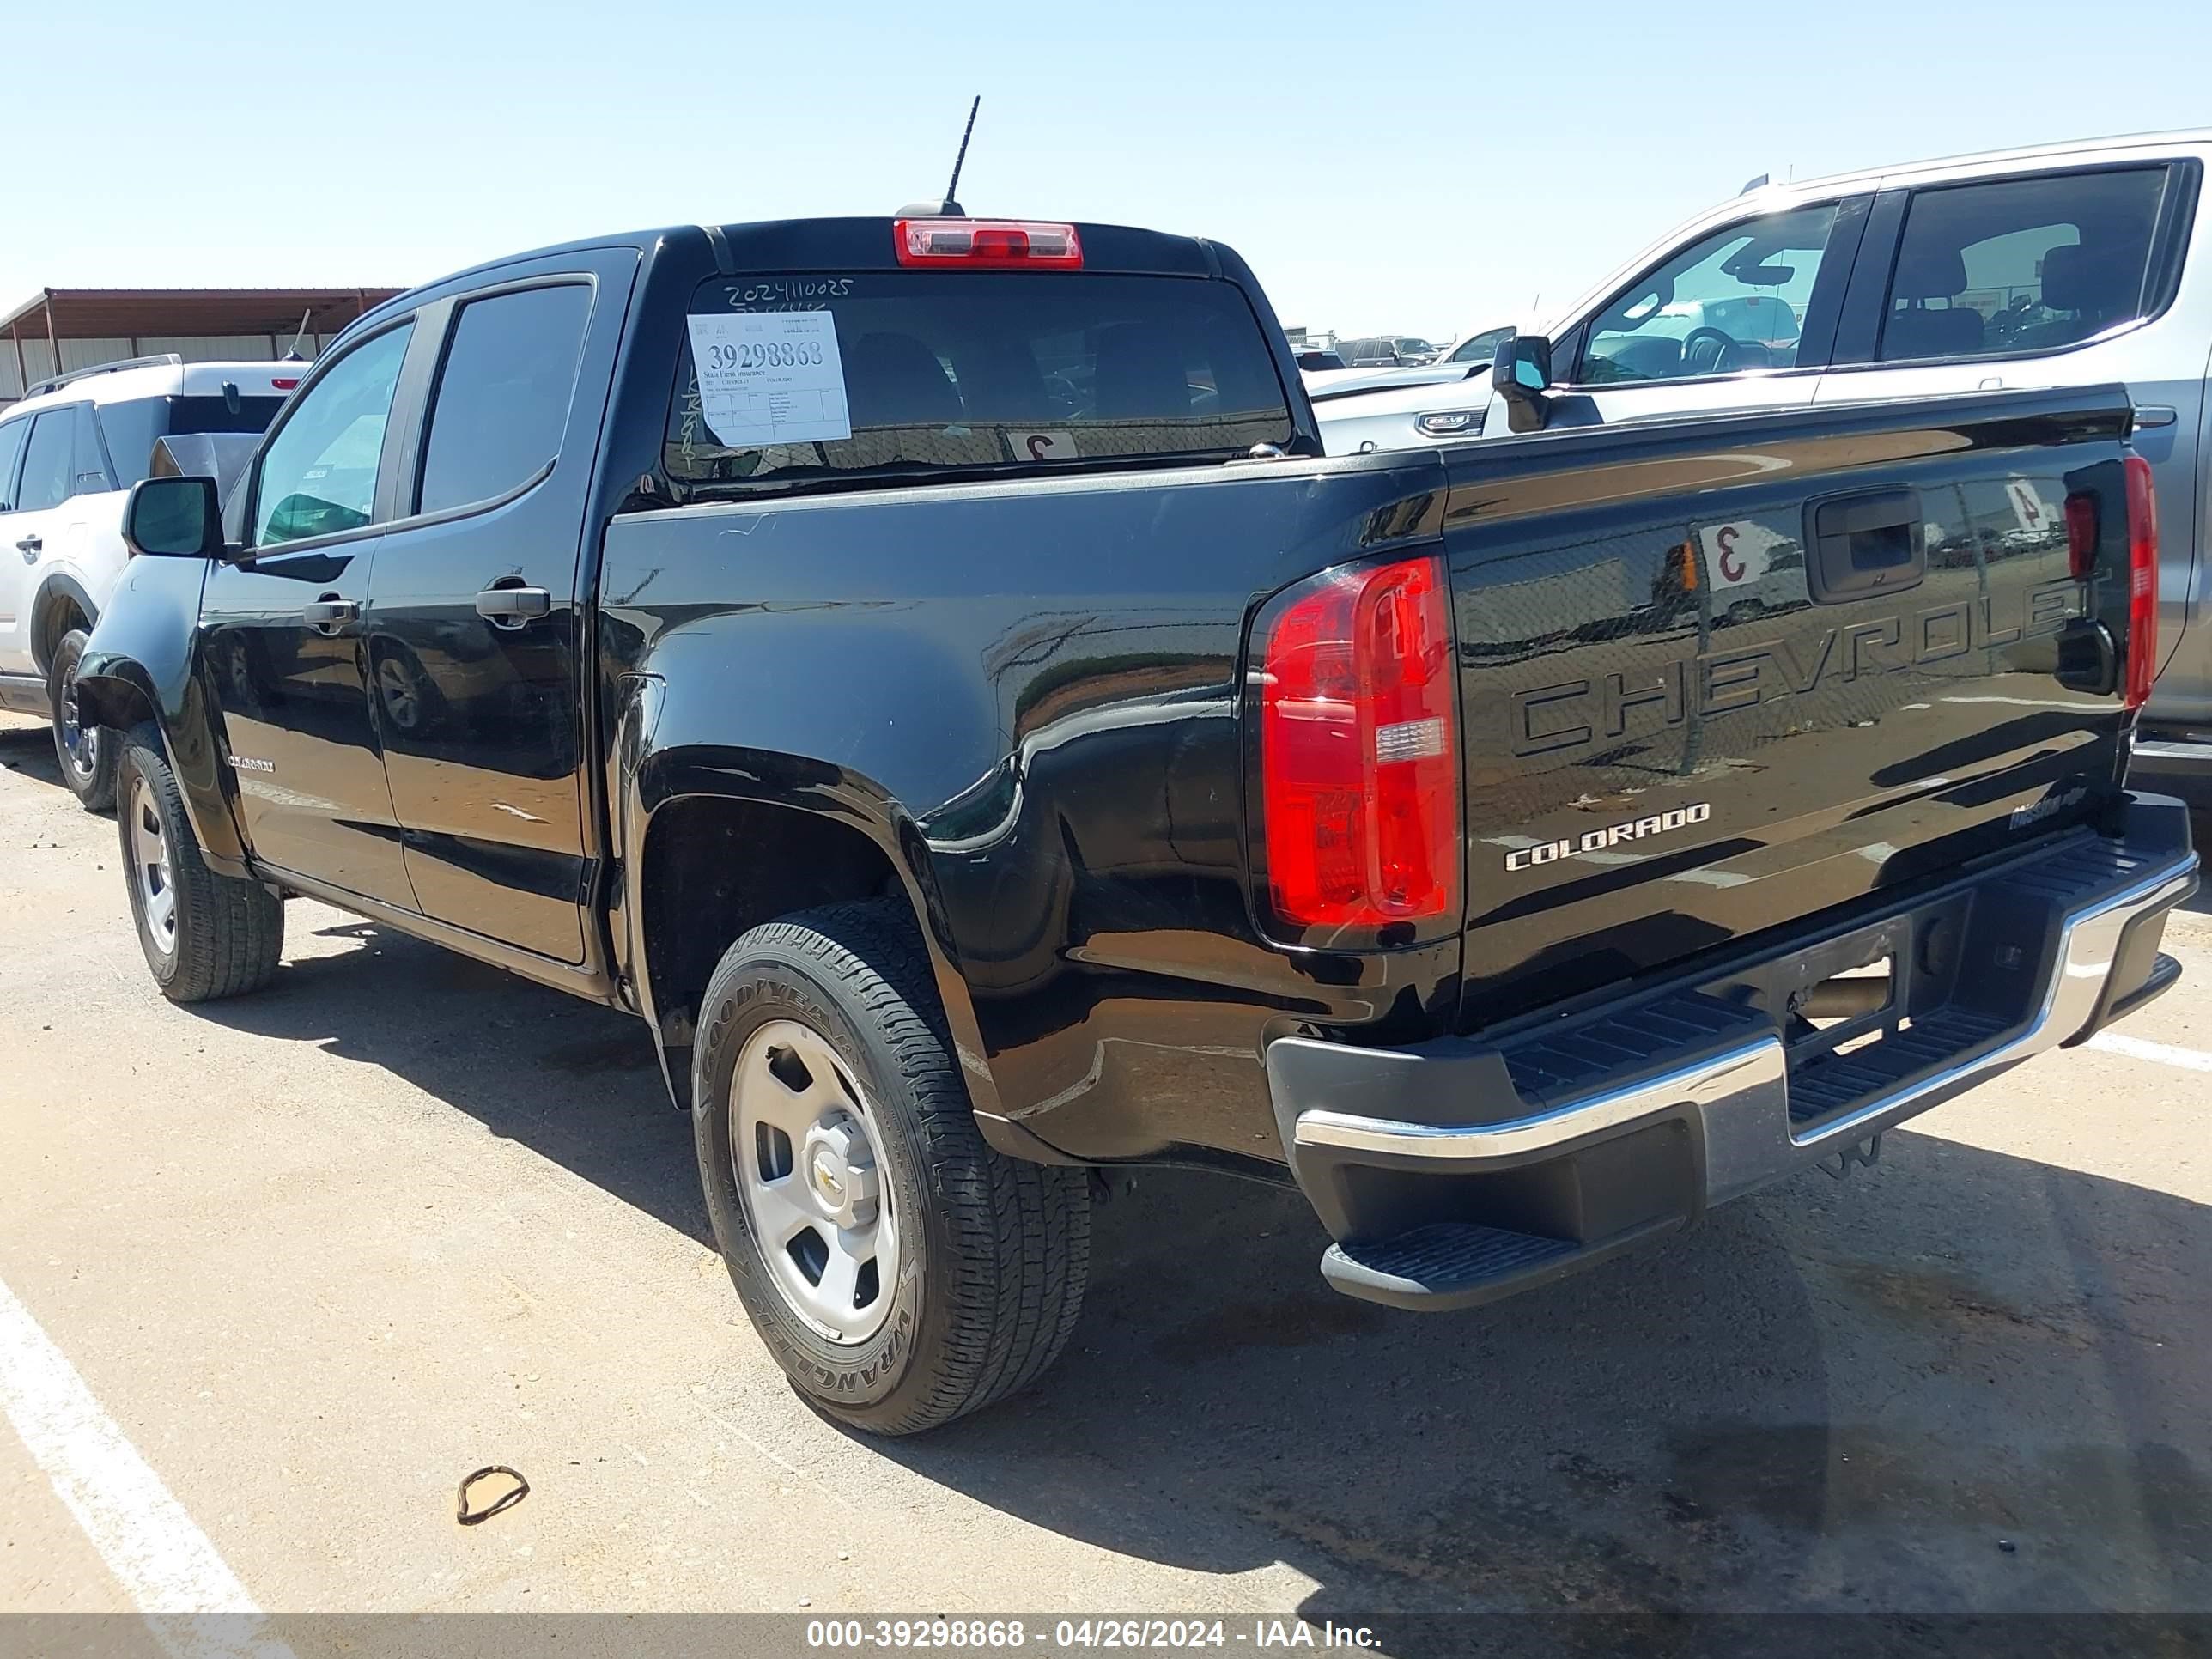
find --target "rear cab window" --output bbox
[665,270,1293,499]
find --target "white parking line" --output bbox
[2086,1030,2212,1073]
[0,1273,294,1656]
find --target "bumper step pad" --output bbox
[1273,799,2198,1314]
[1321,1218,1674,1311]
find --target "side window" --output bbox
[15,410,78,512]
[0,418,28,513]
[1578,204,1840,384]
[416,284,592,516]
[1879,167,2170,362]
[252,323,415,547]
[71,404,113,495]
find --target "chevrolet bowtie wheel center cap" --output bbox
[802,1119,878,1230]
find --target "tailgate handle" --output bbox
[1803,488,1924,605]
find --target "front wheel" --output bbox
[49,629,118,811]
[693,899,1090,1435]
[118,726,284,1002]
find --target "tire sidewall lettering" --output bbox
[693,953,932,1412]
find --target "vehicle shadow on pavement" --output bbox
[122,866,2212,1630]
[182,917,709,1247]
[872,1145,2212,1628]
[0,723,68,792]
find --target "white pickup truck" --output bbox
[0,356,295,805]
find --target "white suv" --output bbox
[0,356,296,805]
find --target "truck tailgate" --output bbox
[1443,386,2143,1030]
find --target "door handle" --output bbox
[2134,404,2179,430]
[475,585,551,627]
[302,597,359,633]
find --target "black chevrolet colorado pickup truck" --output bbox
[78,214,2197,1434]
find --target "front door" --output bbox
[1530,197,1868,432]
[363,268,622,963]
[200,319,418,904]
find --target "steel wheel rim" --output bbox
[730,1018,898,1345]
[58,665,98,781]
[129,777,177,951]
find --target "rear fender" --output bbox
[616,625,1005,1120]
[75,556,249,876]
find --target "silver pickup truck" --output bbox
[1328,130,2212,797]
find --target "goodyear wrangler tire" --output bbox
[693,898,1090,1434]
[118,724,283,1003]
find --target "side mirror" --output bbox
[123,476,223,558]
[1490,333,1555,434]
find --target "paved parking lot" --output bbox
[3,711,2209,1625]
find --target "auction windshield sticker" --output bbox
[685,311,853,447]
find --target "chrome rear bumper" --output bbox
[1267,795,2197,1250]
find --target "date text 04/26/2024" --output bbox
[804,1619,1382,1650]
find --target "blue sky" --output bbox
[7,0,2210,342]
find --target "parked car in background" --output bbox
[1310,321,1536,446]
[1291,346,1346,371]
[1315,368,1496,453]
[78,210,2191,1437]
[1305,322,1521,402]
[0,355,297,806]
[1336,334,1438,368]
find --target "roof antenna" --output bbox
[896,96,981,218]
[283,308,312,361]
[940,95,981,215]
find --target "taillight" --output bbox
[271,377,300,392]
[1257,554,1460,934]
[2124,455,2158,712]
[893,219,1084,269]
[2063,489,2098,581]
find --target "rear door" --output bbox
[201,319,418,904]
[0,408,86,673]
[1815,157,2204,684]
[1535,197,1870,431]
[363,252,633,963]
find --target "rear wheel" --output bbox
[693,899,1090,1434]
[49,629,118,811]
[118,726,283,1002]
